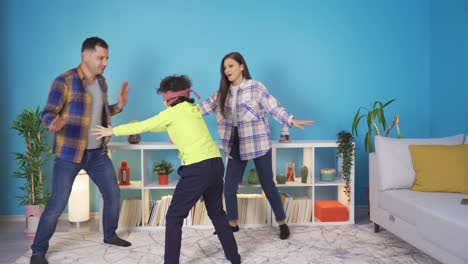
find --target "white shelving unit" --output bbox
[108,140,354,230]
[272,140,354,226]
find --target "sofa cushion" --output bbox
[466,135,468,144]
[415,193,468,261]
[379,189,468,261]
[379,189,421,225]
[374,134,465,190]
[409,144,468,193]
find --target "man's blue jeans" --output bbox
[31,148,120,255]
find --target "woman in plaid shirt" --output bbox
[200,52,314,239]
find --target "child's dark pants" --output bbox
[164,157,241,264]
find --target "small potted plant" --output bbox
[300,165,309,184]
[153,160,173,185]
[247,168,259,184]
[336,130,354,203]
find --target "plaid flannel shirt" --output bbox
[200,79,294,160]
[42,67,122,163]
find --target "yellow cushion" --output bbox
[409,144,468,193]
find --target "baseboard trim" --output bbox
[355,205,369,211]
[0,212,100,222]
[1,207,369,222]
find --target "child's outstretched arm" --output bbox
[92,112,170,140]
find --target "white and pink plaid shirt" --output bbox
[200,79,294,160]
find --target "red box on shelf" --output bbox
[314,200,348,222]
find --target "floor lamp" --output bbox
[68,170,90,227]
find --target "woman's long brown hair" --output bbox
[217,52,252,118]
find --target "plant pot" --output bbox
[320,168,336,182]
[128,134,141,144]
[25,205,43,237]
[276,174,286,184]
[247,168,259,184]
[300,165,309,184]
[158,174,168,185]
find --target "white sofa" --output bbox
[369,134,468,264]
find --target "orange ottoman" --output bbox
[314,200,348,222]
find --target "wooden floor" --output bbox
[0,207,369,264]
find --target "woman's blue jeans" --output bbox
[31,148,120,255]
[224,129,286,223]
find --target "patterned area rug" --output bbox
[16,224,439,264]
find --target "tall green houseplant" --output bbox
[11,107,52,206]
[351,99,402,152]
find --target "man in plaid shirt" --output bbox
[30,37,131,264]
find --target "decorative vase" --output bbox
[158,174,168,185]
[279,125,290,143]
[300,165,309,184]
[25,205,43,237]
[320,168,336,182]
[128,134,141,144]
[276,174,286,184]
[286,163,295,182]
[118,160,131,185]
[247,168,260,184]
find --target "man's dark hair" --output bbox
[81,37,108,52]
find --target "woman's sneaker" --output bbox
[279,224,290,239]
[213,225,239,235]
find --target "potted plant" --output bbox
[10,107,52,236]
[336,130,354,203]
[153,160,173,185]
[351,99,402,152]
[127,120,141,144]
[247,168,259,184]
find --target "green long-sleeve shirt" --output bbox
[113,102,221,165]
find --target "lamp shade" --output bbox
[68,170,90,222]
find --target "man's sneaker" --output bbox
[279,224,290,240]
[30,254,48,264]
[104,237,132,247]
[213,225,240,235]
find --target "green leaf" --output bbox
[351,109,362,136]
[377,109,386,130]
[382,98,396,108]
[365,131,372,152]
[366,112,373,128]
[352,115,365,137]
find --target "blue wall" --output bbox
[430,0,468,137]
[4,0,459,215]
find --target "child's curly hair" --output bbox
[156,75,194,106]
[157,75,191,94]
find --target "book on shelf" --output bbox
[280,193,313,224]
[118,198,142,228]
[182,193,270,226]
[146,195,173,227]
[123,192,312,228]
